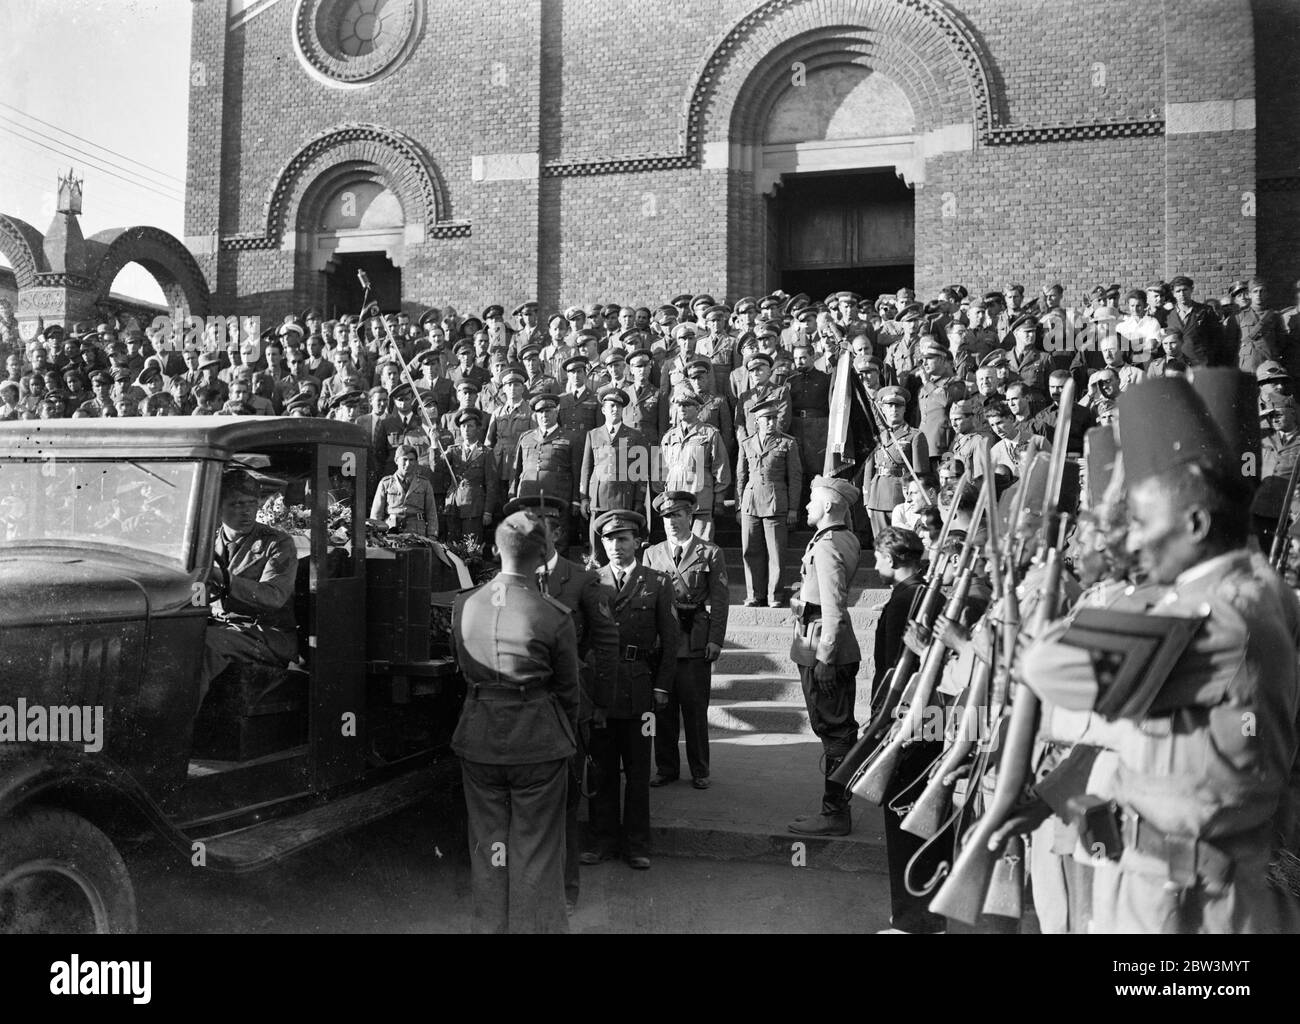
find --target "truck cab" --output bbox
[0,418,467,933]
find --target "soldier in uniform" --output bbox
[621,350,669,446]
[786,342,832,510]
[521,345,561,397]
[1253,392,1300,552]
[512,393,582,554]
[735,352,791,441]
[557,356,600,434]
[371,444,439,537]
[451,512,579,933]
[863,385,929,539]
[682,357,735,454]
[658,390,730,540]
[643,491,728,789]
[1021,375,1300,934]
[442,409,499,544]
[915,340,967,464]
[502,493,619,915]
[736,398,803,607]
[486,368,535,505]
[788,476,862,837]
[583,511,678,870]
[580,386,650,560]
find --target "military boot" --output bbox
[787,757,853,836]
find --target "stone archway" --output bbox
[90,226,212,318]
[0,214,49,290]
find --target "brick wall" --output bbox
[1254,0,1300,301]
[188,0,1273,317]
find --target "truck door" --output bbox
[309,443,367,790]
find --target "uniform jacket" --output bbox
[736,382,792,439]
[513,425,581,502]
[658,421,730,512]
[991,431,1049,480]
[557,386,600,433]
[1252,431,1300,518]
[736,429,803,516]
[542,555,619,715]
[450,574,580,765]
[790,524,862,667]
[785,368,832,416]
[643,536,728,658]
[594,564,679,716]
[1226,308,1282,374]
[486,402,535,483]
[873,570,924,691]
[448,364,492,395]
[863,425,928,511]
[580,424,649,509]
[621,382,669,443]
[1166,302,1224,367]
[917,375,966,455]
[371,471,439,536]
[677,392,735,451]
[444,442,499,519]
[212,522,298,664]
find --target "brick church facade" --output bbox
[178,0,1300,320]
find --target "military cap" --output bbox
[653,490,697,516]
[136,365,162,385]
[758,295,783,310]
[451,379,480,396]
[626,350,653,366]
[584,302,603,319]
[573,328,600,345]
[979,350,1009,369]
[389,382,415,402]
[897,303,923,323]
[512,300,539,318]
[410,349,439,367]
[89,370,112,385]
[197,351,221,370]
[877,385,909,406]
[518,344,543,360]
[686,357,714,375]
[746,352,774,370]
[326,386,366,411]
[1116,377,1231,488]
[920,339,950,359]
[704,304,731,320]
[594,509,646,537]
[691,294,716,312]
[459,316,484,334]
[739,333,762,350]
[338,313,359,326]
[297,377,322,396]
[43,389,67,404]
[109,367,132,383]
[278,322,305,339]
[672,390,703,407]
[419,390,441,410]
[394,443,419,459]
[503,494,568,518]
[529,393,560,411]
[556,355,588,374]
[794,307,819,323]
[482,304,505,320]
[1256,360,1289,385]
[598,385,629,407]
[284,393,316,415]
[600,349,627,366]
[563,306,585,321]
[455,408,485,426]
[751,398,783,419]
[602,304,621,318]
[453,339,475,355]
[654,305,679,325]
[1170,275,1194,290]
[1010,312,1038,333]
[501,367,527,385]
[1261,390,1294,412]
[671,294,694,307]
[671,322,699,339]
[302,307,323,321]
[734,296,758,314]
[45,323,67,337]
[809,474,861,505]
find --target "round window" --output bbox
[294,0,422,87]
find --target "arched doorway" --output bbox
[762,65,917,298]
[297,166,406,318]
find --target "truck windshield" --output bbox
[0,459,200,568]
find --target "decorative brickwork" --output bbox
[0,215,49,290]
[91,226,212,317]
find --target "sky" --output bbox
[0,0,193,300]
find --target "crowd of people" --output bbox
[6,274,1300,936]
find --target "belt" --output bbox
[395,512,426,520]
[793,410,828,418]
[471,682,552,700]
[877,466,904,477]
[621,645,653,662]
[1120,811,1234,890]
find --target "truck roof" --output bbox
[0,417,367,460]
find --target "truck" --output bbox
[0,418,470,933]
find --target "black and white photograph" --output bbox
[0,0,1298,979]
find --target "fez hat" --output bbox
[1116,377,1231,488]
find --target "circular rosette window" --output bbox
[294,0,423,88]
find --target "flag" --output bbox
[824,354,876,478]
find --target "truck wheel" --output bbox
[0,808,137,934]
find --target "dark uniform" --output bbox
[622,379,670,446]
[788,475,862,837]
[585,512,679,866]
[443,411,500,544]
[643,492,729,785]
[451,533,580,934]
[485,385,535,503]
[863,386,929,537]
[513,396,582,554]
[581,389,650,558]
[786,363,832,505]
[735,401,803,606]
[557,384,600,434]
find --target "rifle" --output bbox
[829,470,977,789]
[846,474,993,804]
[928,379,1075,925]
[1270,448,1300,572]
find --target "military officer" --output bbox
[521,345,561,397]
[915,339,967,462]
[735,352,791,441]
[788,475,862,837]
[583,511,679,870]
[621,350,669,446]
[511,300,545,355]
[681,357,735,454]
[556,356,600,434]
[440,379,485,445]
[371,444,439,537]
[1021,376,1300,934]
[786,341,832,506]
[512,393,582,554]
[1253,392,1300,551]
[658,390,730,539]
[643,492,728,789]
[451,513,579,933]
[486,368,535,504]
[443,409,499,544]
[580,386,650,559]
[946,397,994,471]
[736,398,804,607]
[862,385,929,539]
[447,339,492,394]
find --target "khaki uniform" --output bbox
[736,382,792,440]
[513,425,582,551]
[862,424,928,535]
[658,421,730,537]
[736,430,803,605]
[486,402,534,493]
[371,470,439,537]
[443,442,499,544]
[621,383,669,445]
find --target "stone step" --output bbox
[723,596,887,625]
[707,696,875,735]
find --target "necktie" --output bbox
[673,547,683,566]
[615,570,627,591]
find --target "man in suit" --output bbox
[643,492,728,789]
[788,475,862,838]
[580,386,650,560]
[1165,274,1224,367]
[582,511,678,870]
[512,393,582,554]
[503,493,619,915]
[199,469,299,707]
[736,398,803,606]
[451,512,580,933]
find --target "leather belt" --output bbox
[621,645,653,662]
[877,466,905,477]
[471,682,552,700]
[1120,810,1234,890]
[793,409,828,418]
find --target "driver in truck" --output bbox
[198,469,299,707]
